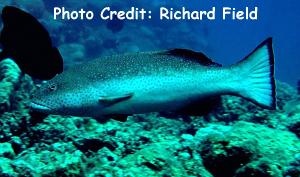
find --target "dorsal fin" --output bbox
[164,49,221,67]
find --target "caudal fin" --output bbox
[234,38,276,109]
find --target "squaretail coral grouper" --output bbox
[0,6,276,122]
[30,38,276,121]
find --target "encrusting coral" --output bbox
[0,58,22,112]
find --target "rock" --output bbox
[276,81,298,110]
[10,136,24,154]
[0,143,15,159]
[117,141,189,177]
[180,133,194,147]
[200,137,255,177]
[74,138,117,153]
[284,97,300,117]
[285,167,300,177]
[0,59,33,148]
[29,115,84,145]
[284,154,300,177]
[12,146,84,176]
[29,120,68,145]
[0,59,21,112]
[196,121,300,177]
[0,157,16,177]
[288,120,300,138]
[235,159,282,177]
[96,147,119,164]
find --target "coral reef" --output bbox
[0,59,22,112]
[197,122,300,177]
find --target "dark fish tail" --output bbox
[0,6,63,80]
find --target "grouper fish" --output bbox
[30,38,276,121]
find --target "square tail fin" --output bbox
[233,38,276,109]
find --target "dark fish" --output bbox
[0,6,63,80]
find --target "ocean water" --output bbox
[41,0,299,86]
[0,1,300,177]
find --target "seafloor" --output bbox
[0,59,300,177]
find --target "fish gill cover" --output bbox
[0,0,299,177]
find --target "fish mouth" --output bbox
[30,102,52,112]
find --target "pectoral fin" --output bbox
[99,93,133,106]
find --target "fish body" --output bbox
[31,38,276,120]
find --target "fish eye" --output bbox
[48,83,57,91]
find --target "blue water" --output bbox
[3,0,300,86]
